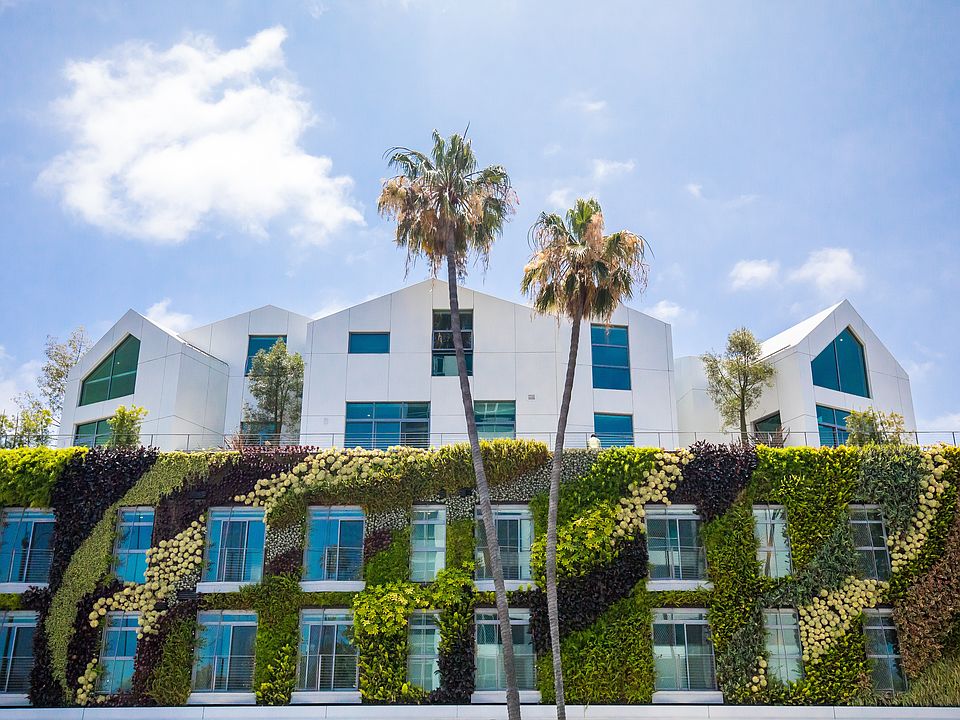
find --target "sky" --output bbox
[0,0,958,429]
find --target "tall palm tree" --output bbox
[521,198,650,720]
[378,130,523,719]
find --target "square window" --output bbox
[475,507,533,582]
[303,508,365,582]
[192,611,258,692]
[0,509,54,585]
[245,335,286,375]
[475,610,535,690]
[475,401,516,440]
[203,508,265,584]
[594,413,633,447]
[298,610,358,691]
[646,506,707,581]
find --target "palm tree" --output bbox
[521,198,650,720]
[378,130,523,719]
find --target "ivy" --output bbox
[144,602,199,706]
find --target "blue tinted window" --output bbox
[817,404,850,447]
[74,418,112,447]
[204,508,265,583]
[591,324,630,390]
[245,335,286,375]
[113,508,154,584]
[0,509,53,584]
[594,413,633,447]
[475,401,516,439]
[0,612,35,693]
[811,328,869,398]
[304,508,365,581]
[79,335,140,406]
[345,402,429,449]
[349,333,390,354]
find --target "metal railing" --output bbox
[302,547,363,582]
[0,656,33,693]
[0,550,52,585]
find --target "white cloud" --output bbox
[591,159,635,182]
[0,346,41,415]
[305,0,328,18]
[729,259,780,290]
[788,248,865,298]
[580,99,607,113]
[146,298,195,333]
[312,293,378,320]
[685,182,703,199]
[724,193,758,209]
[917,412,960,431]
[644,300,685,323]
[546,188,573,209]
[39,26,363,245]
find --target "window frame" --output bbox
[112,507,155,584]
[651,608,717,691]
[817,404,851,447]
[0,508,54,586]
[475,505,534,585]
[849,505,891,581]
[303,507,365,583]
[348,332,390,354]
[432,309,473,377]
[763,609,803,683]
[192,610,258,693]
[297,609,358,692]
[863,609,907,695]
[811,327,870,398]
[79,335,140,406]
[245,335,287,376]
[474,401,516,440]
[0,611,36,694]
[645,505,708,583]
[202,507,265,585]
[97,611,140,695]
[753,504,792,578]
[407,610,441,692]
[344,402,430,450]
[410,505,446,583]
[594,413,634,447]
[74,418,113,447]
[474,609,536,691]
[590,324,631,390]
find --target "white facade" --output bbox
[674,300,916,446]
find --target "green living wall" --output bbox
[0,439,958,708]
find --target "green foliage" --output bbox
[846,407,907,447]
[531,502,621,582]
[38,326,91,419]
[365,527,411,586]
[0,594,20,611]
[798,626,870,704]
[256,644,296,705]
[0,395,54,448]
[245,339,304,435]
[146,613,198,706]
[896,647,960,706]
[244,575,302,705]
[445,518,475,569]
[701,327,775,436]
[106,405,148,447]
[0,447,84,507]
[857,445,924,535]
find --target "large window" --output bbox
[646,506,707,582]
[591,324,630,390]
[432,310,472,377]
[79,335,140,406]
[594,413,634,447]
[345,402,429,450]
[475,610,536,690]
[348,332,390,354]
[0,612,35,693]
[74,419,113,447]
[410,506,446,582]
[849,506,891,581]
[113,508,154,584]
[811,327,870,398]
[203,508,265,584]
[193,611,257,693]
[763,609,803,683]
[652,609,716,691]
[753,505,792,578]
[239,421,279,446]
[475,401,516,439]
[303,507,364,582]
[475,507,533,583]
[245,335,286,375]
[864,610,907,694]
[817,405,851,447]
[0,509,54,585]
[97,612,139,695]
[407,611,440,692]
[297,610,358,692]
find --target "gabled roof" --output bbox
[760,300,845,358]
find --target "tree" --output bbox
[846,407,906,446]
[701,328,776,443]
[521,198,650,720]
[378,130,522,719]
[107,405,147,447]
[38,327,91,419]
[0,394,54,448]
[244,339,304,441]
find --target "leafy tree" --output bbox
[107,405,147,447]
[244,339,304,440]
[0,394,54,448]
[379,130,522,719]
[522,197,650,720]
[846,407,906,446]
[701,327,776,443]
[39,327,91,419]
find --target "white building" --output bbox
[59,279,680,450]
[674,300,916,446]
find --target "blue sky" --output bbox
[1,0,958,429]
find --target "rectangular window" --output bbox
[407,611,440,692]
[864,610,907,694]
[475,610,536,690]
[849,506,891,581]
[245,335,286,375]
[763,609,803,683]
[239,421,279,446]
[192,611,257,692]
[410,506,446,582]
[474,401,516,440]
[591,324,630,390]
[594,413,634,447]
[74,419,112,447]
[652,609,716,691]
[113,508,154,584]
[97,612,139,695]
[475,507,533,582]
[817,405,850,447]
[303,507,364,582]
[348,332,390,354]
[203,508,265,584]
[297,610,358,691]
[0,611,35,693]
[646,506,707,581]
[79,335,140,406]
[432,310,473,377]
[0,509,54,585]
[753,505,792,578]
[344,402,430,450]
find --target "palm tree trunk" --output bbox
[445,241,522,720]
[545,306,584,720]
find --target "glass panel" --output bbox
[835,328,870,397]
[811,340,841,391]
[646,509,706,581]
[204,509,264,583]
[298,610,357,691]
[304,508,365,581]
[344,403,430,450]
[432,311,473,376]
[192,612,257,693]
[594,413,633,447]
[407,612,440,691]
[591,366,631,391]
[0,612,36,693]
[79,378,109,406]
[79,336,140,406]
[754,413,782,433]
[753,506,792,578]
[348,332,390,354]
[410,507,446,582]
[113,508,154,584]
[476,508,533,581]
[245,335,286,374]
[591,324,630,390]
[98,613,139,694]
[864,612,907,694]
[0,510,54,584]
[651,610,715,691]
[475,401,516,440]
[474,611,534,690]
[112,336,141,375]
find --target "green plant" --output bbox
[0,447,84,506]
[244,339,304,436]
[146,611,198,706]
[107,405,148,447]
[364,527,411,586]
[445,518,475,569]
[846,408,907,446]
[245,575,302,705]
[256,643,297,705]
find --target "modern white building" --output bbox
[674,300,917,446]
[59,279,680,450]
